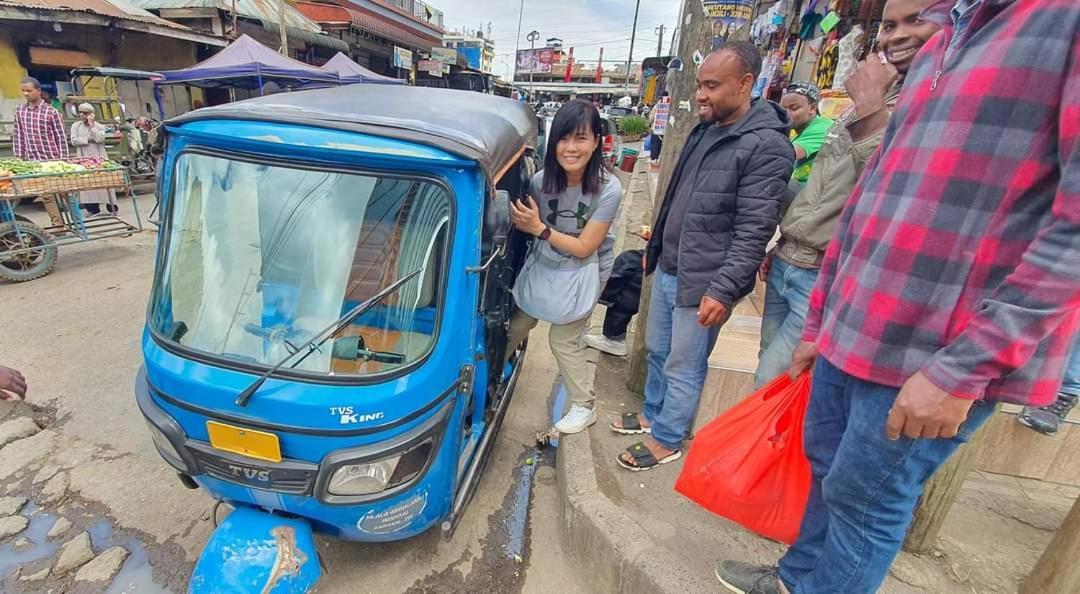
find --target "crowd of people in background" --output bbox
[514,0,1078,592]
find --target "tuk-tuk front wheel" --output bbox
[0,221,57,282]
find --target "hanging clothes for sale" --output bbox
[815,41,839,89]
[799,12,825,39]
[831,24,865,89]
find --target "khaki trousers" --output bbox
[40,194,63,226]
[507,309,594,405]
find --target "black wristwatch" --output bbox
[538,226,552,241]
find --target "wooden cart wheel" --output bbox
[0,221,57,282]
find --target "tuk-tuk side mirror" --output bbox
[488,190,510,248]
[471,190,511,274]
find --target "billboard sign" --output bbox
[515,48,555,74]
[702,0,754,50]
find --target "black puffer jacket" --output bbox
[646,99,794,308]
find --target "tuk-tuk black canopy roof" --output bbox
[169,84,537,185]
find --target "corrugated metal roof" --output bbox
[130,0,322,32]
[0,0,191,28]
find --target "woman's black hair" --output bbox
[542,99,609,196]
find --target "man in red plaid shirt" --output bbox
[717,0,1079,592]
[13,77,67,226]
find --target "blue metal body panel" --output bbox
[141,118,497,554]
[189,507,321,594]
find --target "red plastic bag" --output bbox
[674,371,813,544]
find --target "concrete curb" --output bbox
[557,430,716,593]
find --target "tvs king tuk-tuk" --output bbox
[136,85,537,592]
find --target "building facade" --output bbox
[442,29,494,74]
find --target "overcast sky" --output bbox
[435,0,683,80]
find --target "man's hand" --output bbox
[845,53,899,118]
[886,372,975,440]
[789,340,818,379]
[0,365,27,401]
[759,251,774,283]
[697,296,729,327]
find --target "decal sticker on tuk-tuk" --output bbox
[358,492,428,534]
[330,406,386,425]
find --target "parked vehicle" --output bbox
[137,84,538,592]
[67,67,166,178]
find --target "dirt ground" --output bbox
[0,195,590,593]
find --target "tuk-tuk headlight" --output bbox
[326,438,435,496]
[328,457,401,496]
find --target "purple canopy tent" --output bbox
[321,53,405,85]
[157,35,339,91]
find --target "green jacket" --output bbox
[776,88,901,268]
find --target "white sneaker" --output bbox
[555,405,597,434]
[583,334,628,357]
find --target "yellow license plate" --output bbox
[206,421,282,463]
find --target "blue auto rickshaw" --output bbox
[136,84,538,592]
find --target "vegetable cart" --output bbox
[0,158,142,282]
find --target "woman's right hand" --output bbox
[509,197,546,236]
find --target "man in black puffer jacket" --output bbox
[615,42,794,471]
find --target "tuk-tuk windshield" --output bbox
[149,152,451,377]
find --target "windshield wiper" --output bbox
[234,268,424,407]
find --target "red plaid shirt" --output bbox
[13,100,67,161]
[804,0,1080,406]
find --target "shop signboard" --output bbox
[702,0,754,50]
[418,60,443,77]
[432,47,457,64]
[393,47,414,70]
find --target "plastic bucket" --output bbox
[618,148,640,172]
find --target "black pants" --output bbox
[599,250,644,340]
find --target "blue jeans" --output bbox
[643,270,722,451]
[1061,334,1080,397]
[756,258,819,387]
[778,357,997,594]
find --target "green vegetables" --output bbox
[0,159,41,175]
[0,158,121,178]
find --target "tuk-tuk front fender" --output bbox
[189,506,321,594]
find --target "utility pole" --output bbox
[512,0,524,84]
[527,30,540,96]
[655,24,665,57]
[628,0,750,394]
[277,0,288,55]
[623,0,642,96]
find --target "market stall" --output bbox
[750,0,887,111]
[156,34,340,94]
[321,52,405,85]
[0,157,141,282]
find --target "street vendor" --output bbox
[12,77,67,226]
[71,103,118,216]
[780,81,833,185]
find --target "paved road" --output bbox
[0,196,588,593]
